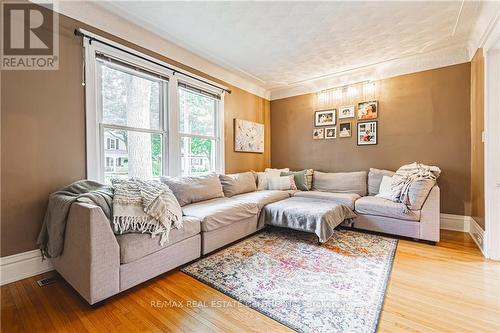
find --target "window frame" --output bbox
[177,80,223,176]
[83,35,225,182]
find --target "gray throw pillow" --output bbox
[160,173,224,206]
[219,172,257,197]
[281,170,308,191]
[368,168,395,196]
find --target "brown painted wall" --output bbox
[1,8,270,257]
[271,63,471,215]
[470,49,485,229]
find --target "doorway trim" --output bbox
[483,14,500,260]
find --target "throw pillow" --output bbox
[255,172,268,190]
[375,176,393,200]
[264,168,290,179]
[281,170,308,191]
[219,172,257,197]
[368,168,395,196]
[255,168,290,190]
[267,175,297,191]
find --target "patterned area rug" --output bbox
[182,228,398,333]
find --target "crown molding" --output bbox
[40,1,271,100]
[270,45,470,101]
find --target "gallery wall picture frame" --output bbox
[325,127,336,139]
[313,128,324,139]
[314,109,336,126]
[234,119,265,153]
[357,100,378,120]
[339,105,355,119]
[357,121,377,145]
[339,122,352,138]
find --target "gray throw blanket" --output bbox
[112,178,182,246]
[391,162,441,206]
[263,197,357,243]
[37,180,114,259]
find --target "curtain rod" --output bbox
[74,29,231,95]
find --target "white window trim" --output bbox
[176,76,225,176]
[83,32,225,181]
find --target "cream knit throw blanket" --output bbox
[391,162,441,208]
[112,178,182,245]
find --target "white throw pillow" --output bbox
[256,168,290,190]
[267,176,297,191]
[375,176,393,200]
[256,172,268,190]
[264,168,290,179]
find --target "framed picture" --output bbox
[339,122,352,137]
[339,105,355,119]
[314,109,336,126]
[357,100,378,120]
[313,128,324,140]
[234,119,264,153]
[325,127,336,139]
[357,121,377,145]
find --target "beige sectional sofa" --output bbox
[53,169,440,305]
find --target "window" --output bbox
[84,33,225,183]
[106,138,119,150]
[105,157,114,172]
[98,58,166,183]
[178,84,219,176]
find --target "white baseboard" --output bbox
[440,213,471,232]
[0,250,54,286]
[440,213,486,256]
[469,218,486,256]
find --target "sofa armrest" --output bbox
[52,202,120,304]
[419,185,440,242]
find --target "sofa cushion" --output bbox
[293,191,360,210]
[231,190,290,210]
[368,168,395,195]
[219,172,257,197]
[355,196,420,221]
[116,216,201,264]
[161,173,224,206]
[281,170,308,191]
[182,197,259,232]
[407,179,436,210]
[313,171,368,196]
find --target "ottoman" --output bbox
[262,197,356,243]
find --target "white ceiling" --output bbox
[94,1,491,99]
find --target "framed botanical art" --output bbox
[357,100,378,120]
[314,109,336,126]
[313,128,324,140]
[325,127,336,139]
[357,121,377,145]
[234,119,264,153]
[339,105,355,119]
[339,122,352,137]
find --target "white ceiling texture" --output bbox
[94,1,499,100]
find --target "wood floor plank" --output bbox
[1,230,499,333]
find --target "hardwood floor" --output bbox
[2,230,499,332]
